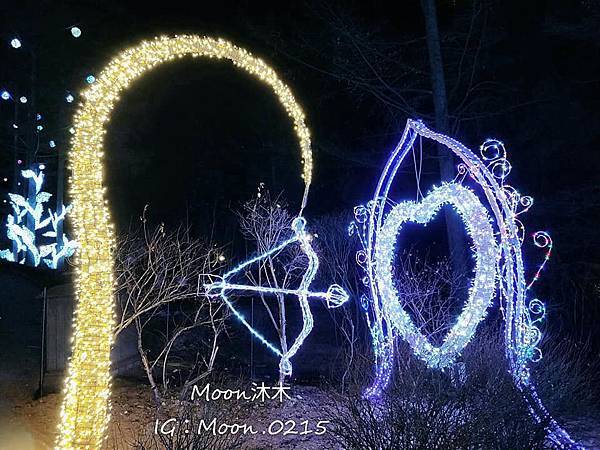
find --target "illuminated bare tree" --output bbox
[114,208,229,402]
[392,249,465,347]
[314,212,368,388]
[236,186,308,384]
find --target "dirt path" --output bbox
[10,381,342,450]
[8,382,600,449]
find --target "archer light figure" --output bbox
[205,216,349,380]
[0,168,77,269]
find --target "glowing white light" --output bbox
[10,38,21,49]
[70,27,82,38]
[205,216,348,377]
[85,74,95,84]
[0,168,76,268]
[1,91,10,100]
[49,140,56,148]
[36,125,43,131]
[58,35,315,448]
[65,93,74,103]
[19,96,27,104]
[375,183,497,368]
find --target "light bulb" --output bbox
[71,27,82,38]
[10,38,21,49]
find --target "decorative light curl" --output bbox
[526,231,552,291]
[59,35,314,449]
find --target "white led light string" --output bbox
[205,217,348,376]
[375,183,498,369]
[59,35,346,449]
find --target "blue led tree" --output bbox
[0,168,76,269]
[1,29,86,270]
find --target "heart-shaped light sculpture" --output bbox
[352,119,579,448]
[375,183,498,368]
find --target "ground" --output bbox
[5,380,342,450]
[5,377,600,449]
[1,280,599,450]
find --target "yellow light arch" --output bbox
[58,35,313,449]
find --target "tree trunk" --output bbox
[135,317,161,405]
[278,293,288,385]
[25,51,37,266]
[421,0,468,278]
[12,102,19,261]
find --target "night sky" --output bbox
[1,0,599,338]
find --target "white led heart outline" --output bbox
[376,183,498,369]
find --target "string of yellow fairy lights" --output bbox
[58,35,312,449]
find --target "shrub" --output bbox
[325,329,549,450]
